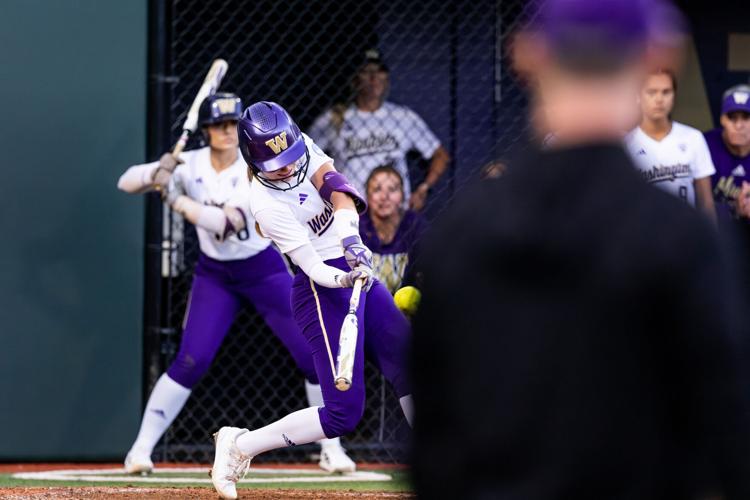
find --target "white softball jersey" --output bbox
[250,134,344,262]
[308,101,440,199]
[167,147,270,260]
[624,121,716,206]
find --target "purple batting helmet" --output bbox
[238,101,309,191]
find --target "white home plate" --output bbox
[13,467,392,484]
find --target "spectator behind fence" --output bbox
[308,49,450,211]
[624,69,717,224]
[411,0,750,499]
[705,84,750,228]
[359,165,428,293]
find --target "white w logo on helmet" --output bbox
[265,132,289,154]
[215,98,238,114]
[733,92,750,105]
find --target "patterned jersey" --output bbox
[168,147,270,260]
[704,127,750,219]
[308,101,440,199]
[250,134,343,261]
[360,210,427,294]
[624,121,716,206]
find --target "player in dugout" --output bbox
[359,164,428,294]
[117,92,355,475]
[411,0,750,498]
[308,49,450,211]
[706,84,750,228]
[625,69,717,223]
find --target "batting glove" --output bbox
[161,180,182,206]
[342,235,373,271]
[152,152,183,191]
[337,266,374,292]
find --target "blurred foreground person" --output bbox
[411,1,750,499]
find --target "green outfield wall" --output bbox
[0,0,146,459]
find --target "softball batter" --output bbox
[210,101,413,499]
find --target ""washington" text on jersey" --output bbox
[307,203,334,236]
[640,163,691,184]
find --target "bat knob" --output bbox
[334,377,352,391]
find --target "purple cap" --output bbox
[528,0,685,70]
[721,85,750,115]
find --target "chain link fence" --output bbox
[147,0,541,464]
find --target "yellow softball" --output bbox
[393,286,421,316]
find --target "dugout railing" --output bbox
[143,0,540,464]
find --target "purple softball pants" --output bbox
[291,256,411,438]
[167,246,316,388]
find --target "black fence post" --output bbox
[143,0,172,405]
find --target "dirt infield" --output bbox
[0,463,413,498]
[0,487,414,499]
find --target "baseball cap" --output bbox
[526,0,685,72]
[721,85,750,115]
[358,49,389,73]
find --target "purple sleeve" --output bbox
[319,171,368,214]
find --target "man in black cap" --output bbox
[308,49,450,211]
[411,0,750,498]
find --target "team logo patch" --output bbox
[282,433,296,447]
[299,193,308,205]
[733,91,750,105]
[214,97,238,114]
[732,165,747,177]
[150,409,167,419]
[265,131,289,154]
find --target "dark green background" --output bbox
[0,1,146,458]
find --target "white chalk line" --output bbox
[12,467,392,484]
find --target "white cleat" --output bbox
[210,427,252,499]
[319,444,356,473]
[124,449,154,475]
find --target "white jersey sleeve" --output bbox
[254,203,310,254]
[690,129,716,180]
[117,160,159,193]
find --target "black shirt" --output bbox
[411,143,750,499]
